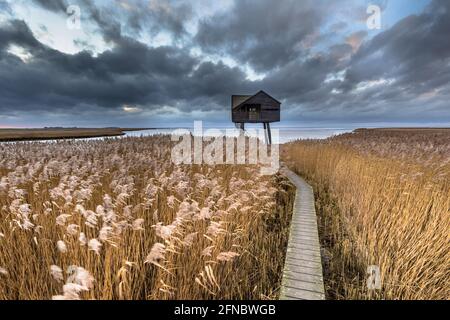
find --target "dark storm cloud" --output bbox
[1,0,450,126]
[195,0,337,73]
[0,20,44,52]
[344,9,450,90]
[262,54,339,102]
[36,0,127,44]
[31,0,68,13]
[242,0,450,123]
[0,18,253,117]
[125,0,193,39]
[32,0,193,42]
[337,0,450,102]
[195,0,450,123]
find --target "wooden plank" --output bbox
[280,287,325,300]
[279,167,325,300]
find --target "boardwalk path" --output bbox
[279,167,325,300]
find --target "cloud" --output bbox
[0,0,12,15]
[122,105,142,113]
[31,0,68,13]
[31,0,193,44]
[0,19,254,121]
[195,0,338,73]
[345,30,368,53]
[342,0,450,97]
[1,0,450,127]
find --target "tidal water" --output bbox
[124,127,352,143]
[0,127,352,144]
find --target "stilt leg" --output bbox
[237,123,245,137]
[267,123,272,145]
[263,123,269,144]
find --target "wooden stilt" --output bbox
[267,123,272,145]
[236,123,245,136]
[263,123,269,145]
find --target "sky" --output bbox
[0,0,449,128]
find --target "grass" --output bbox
[281,128,450,300]
[3,127,446,300]
[0,135,294,300]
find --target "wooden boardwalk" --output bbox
[279,167,325,300]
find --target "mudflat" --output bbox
[0,128,148,141]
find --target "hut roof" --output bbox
[231,95,252,109]
[231,90,281,109]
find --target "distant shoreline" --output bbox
[1,127,448,143]
[0,127,156,142]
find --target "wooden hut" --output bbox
[231,90,281,144]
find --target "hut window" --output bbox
[247,104,260,112]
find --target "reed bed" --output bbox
[282,129,450,300]
[0,135,293,300]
